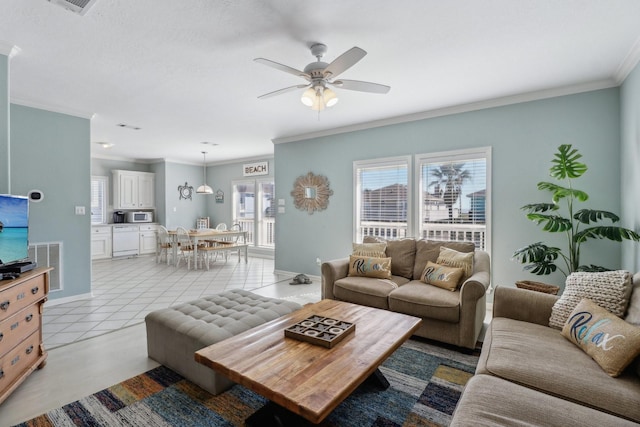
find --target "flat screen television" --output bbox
[0,194,30,267]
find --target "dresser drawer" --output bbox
[0,275,47,323]
[0,304,42,359]
[0,331,41,391]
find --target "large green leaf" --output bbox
[526,213,572,232]
[537,182,589,202]
[521,203,558,213]
[574,226,640,243]
[573,209,620,224]
[512,242,560,263]
[550,144,588,179]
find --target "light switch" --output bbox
[278,206,285,214]
[278,198,285,206]
[75,206,85,215]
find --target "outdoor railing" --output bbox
[360,221,487,250]
[235,218,275,248]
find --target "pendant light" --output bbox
[196,151,213,194]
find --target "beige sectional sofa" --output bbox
[451,285,640,426]
[321,238,490,350]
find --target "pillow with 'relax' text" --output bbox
[420,261,465,291]
[562,298,640,377]
[348,255,392,279]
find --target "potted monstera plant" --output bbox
[512,144,640,278]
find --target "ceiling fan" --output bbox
[254,43,390,111]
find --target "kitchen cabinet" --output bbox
[139,224,158,255]
[112,170,155,209]
[91,226,112,260]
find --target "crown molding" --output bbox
[0,42,17,57]
[273,79,618,145]
[614,35,640,84]
[11,97,94,119]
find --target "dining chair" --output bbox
[216,223,243,263]
[175,227,205,270]
[156,225,174,265]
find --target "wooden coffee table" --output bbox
[195,299,421,425]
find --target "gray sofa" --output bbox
[451,285,640,426]
[321,238,490,350]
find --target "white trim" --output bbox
[273,80,616,145]
[11,97,94,119]
[615,35,640,84]
[0,42,16,57]
[45,292,93,307]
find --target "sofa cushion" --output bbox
[562,298,640,377]
[451,374,640,427]
[348,255,392,279]
[437,246,474,282]
[388,281,460,323]
[420,261,464,291]
[478,317,640,422]
[334,275,409,309]
[352,242,386,257]
[412,239,475,280]
[549,270,633,329]
[364,236,416,278]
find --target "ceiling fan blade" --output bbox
[257,84,310,99]
[323,47,367,79]
[331,79,391,94]
[254,58,310,80]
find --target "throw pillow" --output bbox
[561,298,640,377]
[352,242,387,258]
[363,236,416,279]
[625,272,640,327]
[436,246,474,282]
[549,270,633,330]
[348,255,392,279]
[413,239,475,280]
[420,261,465,291]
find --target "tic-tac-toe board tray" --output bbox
[284,315,355,348]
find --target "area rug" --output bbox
[15,339,479,427]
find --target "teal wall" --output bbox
[10,104,91,301]
[163,161,209,230]
[0,54,8,193]
[621,61,640,272]
[275,89,622,289]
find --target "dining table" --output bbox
[166,228,249,270]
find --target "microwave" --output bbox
[126,211,153,223]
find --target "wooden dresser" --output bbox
[0,267,51,405]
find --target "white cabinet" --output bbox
[91,226,112,260]
[112,170,155,209]
[139,224,158,255]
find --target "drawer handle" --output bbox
[0,301,9,311]
[0,332,3,342]
[26,345,34,355]
[31,287,39,295]
[26,314,33,322]
[0,369,3,379]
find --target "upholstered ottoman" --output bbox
[145,289,302,395]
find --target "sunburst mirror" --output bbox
[291,172,333,214]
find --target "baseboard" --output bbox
[45,292,93,307]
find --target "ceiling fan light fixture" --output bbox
[323,88,338,107]
[300,87,315,106]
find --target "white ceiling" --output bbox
[1,0,640,165]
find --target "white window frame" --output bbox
[232,178,275,248]
[91,176,108,225]
[415,147,491,253]
[353,156,412,242]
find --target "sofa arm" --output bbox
[321,258,349,300]
[493,285,559,326]
[459,250,491,300]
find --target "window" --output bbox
[354,157,411,242]
[353,148,491,252]
[232,179,275,248]
[90,176,108,224]
[416,148,491,251]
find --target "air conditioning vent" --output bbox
[46,0,99,16]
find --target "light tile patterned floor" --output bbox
[42,255,318,349]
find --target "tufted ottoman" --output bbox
[145,289,302,395]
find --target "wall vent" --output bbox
[29,242,63,292]
[46,0,99,16]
